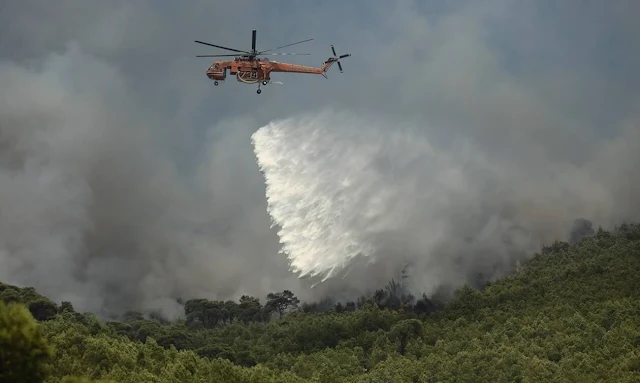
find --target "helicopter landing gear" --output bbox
[262,80,268,86]
[214,81,218,86]
[257,88,262,94]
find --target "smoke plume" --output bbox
[0,45,305,319]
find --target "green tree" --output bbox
[28,298,58,321]
[60,377,116,383]
[60,301,75,313]
[266,290,300,318]
[0,301,53,383]
[389,319,423,355]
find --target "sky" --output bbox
[0,0,639,318]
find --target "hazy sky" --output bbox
[1,0,638,317]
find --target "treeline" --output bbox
[1,272,441,328]
[121,278,440,329]
[2,223,640,382]
[1,275,443,366]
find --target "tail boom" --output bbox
[269,45,350,77]
[270,62,326,75]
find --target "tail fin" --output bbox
[321,45,351,78]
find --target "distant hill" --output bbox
[1,223,639,382]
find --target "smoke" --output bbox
[0,45,191,318]
[252,108,640,298]
[569,218,595,245]
[0,44,306,319]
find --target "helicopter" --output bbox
[195,29,350,94]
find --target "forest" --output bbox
[1,223,639,382]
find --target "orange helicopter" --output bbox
[195,29,350,94]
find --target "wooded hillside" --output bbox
[2,224,639,382]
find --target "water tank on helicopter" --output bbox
[236,67,261,83]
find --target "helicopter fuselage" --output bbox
[206,56,332,85]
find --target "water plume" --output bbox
[252,108,640,297]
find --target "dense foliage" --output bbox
[1,224,639,382]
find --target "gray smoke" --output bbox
[569,218,595,244]
[0,45,305,318]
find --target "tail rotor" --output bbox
[330,45,351,73]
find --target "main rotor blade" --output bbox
[331,45,337,56]
[264,52,310,56]
[252,30,257,52]
[339,54,351,58]
[194,40,248,54]
[337,61,343,72]
[196,54,240,57]
[258,38,313,54]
